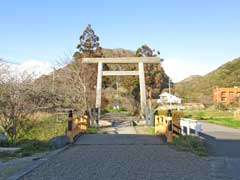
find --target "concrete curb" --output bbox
[6,144,72,180]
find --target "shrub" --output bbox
[0,140,17,147]
[172,111,184,121]
[172,111,184,134]
[157,110,167,116]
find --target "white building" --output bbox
[157,92,182,104]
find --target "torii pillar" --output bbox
[138,62,147,117]
[96,62,103,116]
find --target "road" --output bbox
[21,134,215,180]
[200,122,240,158]
[17,115,240,180]
[20,114,216,180]
[200,122,240,179]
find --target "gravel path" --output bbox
[21,134,214,180]
[17,116,240,180]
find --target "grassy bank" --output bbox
[173,135,208,156]
[0,113,99,160]
[183,110,240,128]
[0,114,67,160]
[20,114,68,141]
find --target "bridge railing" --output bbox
[67,110,90,142]
[154,110,203,142]
[180,118,202,136]
[154,111,173,142]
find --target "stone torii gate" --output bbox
[83,57,161,120]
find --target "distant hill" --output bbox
[173,57,240,105]
[102,48,135,57]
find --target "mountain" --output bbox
[34,48,170,111]
[173,57,240,105]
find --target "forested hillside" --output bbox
[173,57,240,105]
[35,47,169,114]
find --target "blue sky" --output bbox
[0,0,240,81]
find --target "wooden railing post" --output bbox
[68,110,73,131]
[95,107,99,128]
[67,110,74,142]
[166,110,173,142]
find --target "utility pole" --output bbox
[52,67,55,93]
[169,78,172,110]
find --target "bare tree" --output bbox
[0,67,39,141]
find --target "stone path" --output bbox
[21,134,214,180]
[19,114,215,180]
[7,114,240,180]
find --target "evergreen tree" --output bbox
[73,25,103,109]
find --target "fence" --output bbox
[180,118,202,136]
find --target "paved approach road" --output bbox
[20,115,240,180]
[22,134,215,180]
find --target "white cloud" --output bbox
[11,60,54,79]
[161,58,214,82]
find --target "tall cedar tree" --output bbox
[74,25,103,108]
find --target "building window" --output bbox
[221,92,226,97]
[229,92,235,103]
[221,97,226,102]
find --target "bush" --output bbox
[172,111,184,134]
[173,135,208,156]
[157,110,168,116]
[172,111,184,121]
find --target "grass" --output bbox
[0,139,52,161]
[206,117,240,128]
[183,110,240,128]
[87,127,98,134]
[147,126,155,135]
[0,113,99,161]
[20,114,68,141]
[0,114,67,160]
[173,135,208,156]
[134,126,155,135]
